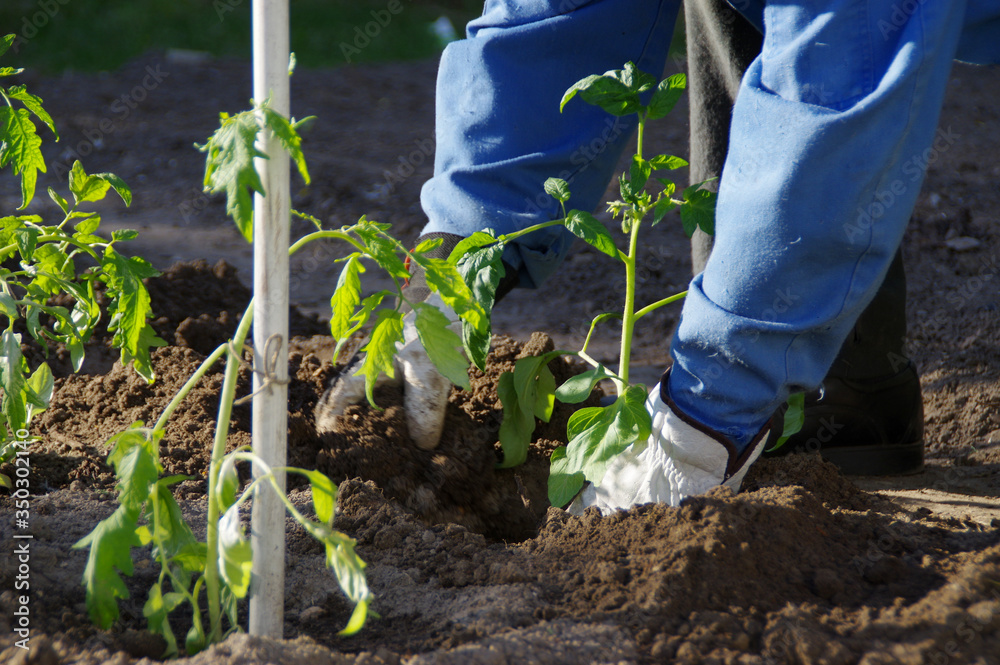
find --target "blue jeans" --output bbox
[421,0,1000,448]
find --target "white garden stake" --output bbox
[249,0,290,639]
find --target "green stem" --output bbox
[617,212,642,389]
[289,230,366,256]
[636,112,646,161]
[204,299,254,644]
[634,291,687,321]
[153,343,229,432]
[496,219,564,244]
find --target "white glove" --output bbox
[569,381,769,515]
[315,292,456,450]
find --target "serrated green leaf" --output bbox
[198,110,266,242]
[353,223,409,279]
[74,503,142,629]
[0,34,15,59]
[6,85,57,138]
[218,504,253,598]
[0,106,45,208]
[555,364,615,404]
[420,257,487,334]
[457,243,504,369]
[412,236,443,255]
[102,248,161,380]
[548,446,585,507]
[544,177,571,203]
[681,184,716,237]
[111,229,139,242]
[413,303,470,390]
[563,210,619,258]
[647,73,686,120]
[261,106,312,185]
[68,161,111,204]
[356,308,404,405]
[497,371,532,469]
[329,254,363,341]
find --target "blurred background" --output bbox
[1,0,483,72]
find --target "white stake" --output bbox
[249,0,290,639]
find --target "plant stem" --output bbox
[153,343,228,432]
[617,211,642,389]
[634,291,687,320]
[204,298,254,644]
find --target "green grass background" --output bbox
[2,0,481,72]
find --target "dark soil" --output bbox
[0,52,999,665]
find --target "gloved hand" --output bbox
[569,379,771,514]
[315,291,456,450]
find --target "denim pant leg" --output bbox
[669,0,974,448]
[420,0,679,289]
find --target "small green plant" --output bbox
[0,34,161,487]
[445,63,713,506]
[75,94,490,656]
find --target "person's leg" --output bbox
[420,0,680,290]
[668,0,971,451]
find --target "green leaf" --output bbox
[544,177,571,203]
[0,67,24,77]
[111,229,139,242]
[647,73,687,120]
[681,183,717,237]
[767,391,806,452]
[24,361,53,421]
[0,106,45,208]
[14,226,38,262]
[353,222,409,280]
[74,504,142,628]
[497,371,532,469]
[218,504,253,598]
[93,172,132,207]
[215,456,240,514]
[533,364,556,423]
[102,248,161,381]
[329,254,363,341]
[48,187,70,213]
[560,73,641,116]
[420,257,487,334]
[652,196,676,226]
[303,469,337,524]
[0,34,15,59]
[629,155,652,192]
[6,85,57,138]
[619,62,656,93]
[356,308,404,405]
[548,446,585,507]
[106,427,160,516]
[447,230,497,264]
[412,236,443,255]
[198,109,267,242]
[456,243,505,370]
[73,215,101,236]
[563,210,619,258]
[68,161,111,204]
[555,364,615,404]
[185,617,207,656]
[650,154,688,170]
[0,291,17,319]
[144,582,181,657]
[260,106,312,185]
[557,385,652,494]
[0,330,27,431]
[413,303,471,391]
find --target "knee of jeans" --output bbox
[469,0,603,34]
